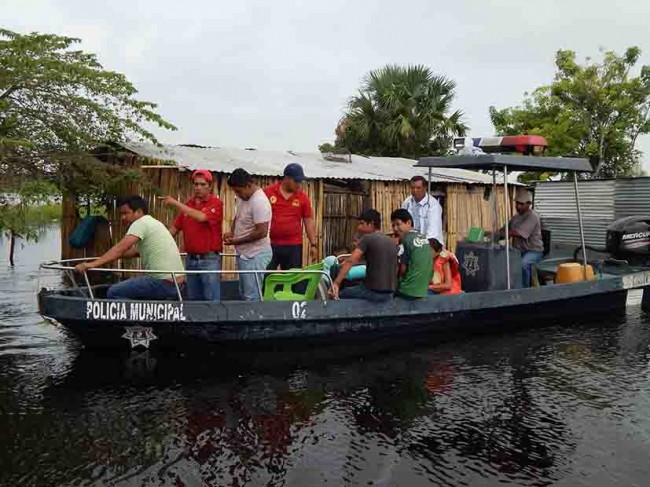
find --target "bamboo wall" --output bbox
[369,180,411,234]
[445,184,515,252]
[322,187,366,255]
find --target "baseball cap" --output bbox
[283,163,305,182]
[192,169,213,183]
[515,189,533,203]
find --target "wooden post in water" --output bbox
[642,287,650,312]
[8,229,15,267]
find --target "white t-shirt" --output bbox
[402,193,444,245]
[233,188,272,258]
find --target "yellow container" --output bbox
[555,263,595,284]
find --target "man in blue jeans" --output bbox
[328,209,397,302]
[163,169,224,301]
[224,168,273,301]
[74,195,185,300]
[508,189,544,287]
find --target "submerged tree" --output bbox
[0,180,59,265]
[490,47,650,179]
[334,64,467,159]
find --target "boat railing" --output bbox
[39,254,333,303]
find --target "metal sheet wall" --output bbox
[534,180,615,247]
[614,178,650,219]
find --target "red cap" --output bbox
[192,169,213,182]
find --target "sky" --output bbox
[3,0,650,166]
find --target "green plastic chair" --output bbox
[466,226,485,243]
[263,262,324,301]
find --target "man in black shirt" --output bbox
[328,209,397,302]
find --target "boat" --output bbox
[37,154,650,349]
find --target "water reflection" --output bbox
[2,229,650,486]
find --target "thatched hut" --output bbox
[61,143,516,273]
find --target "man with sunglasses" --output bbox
[161,169,224,301]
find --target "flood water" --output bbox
[1,228,650,486]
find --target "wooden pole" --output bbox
[8,229,15,267]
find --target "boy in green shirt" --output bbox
[390,209,433,299]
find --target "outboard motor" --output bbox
[606,216,650,266]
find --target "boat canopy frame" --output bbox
[417,154,593,289]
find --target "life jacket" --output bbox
[432,250,462,295]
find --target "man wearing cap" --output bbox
[162,169,224,301]
[507,188,544,287]
[264,163,318,270]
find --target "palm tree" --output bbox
[336,65,467,158]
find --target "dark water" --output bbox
[2,229,650,486]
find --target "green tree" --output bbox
[0,28,176,193]
[318,142,336,153]
[489,47,650,179]
[0,180,59,265]
[0,28,176,261]
[335,65,467,159]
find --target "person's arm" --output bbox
[74,235,140,273]
[305,217,318,261]
[230,222,269,245]
[229,193,271,245]
[426,198,444,243]
[511,213,536,239]
[397,241,409,277]
[122,246,140,259]
[223,216,236,244]
[169,226,179,237]
[431,261,452,293]
[328,248,363,299]
[160,196,209,222]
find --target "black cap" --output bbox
[283,163,305,182]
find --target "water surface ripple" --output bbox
[1,229,649,486]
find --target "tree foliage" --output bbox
[0,28,176,195]
[334,65,467,159]
[490,47,650,179]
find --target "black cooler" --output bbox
[455,242,523,291]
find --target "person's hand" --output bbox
[74,262,93,274]
[223,232,234,245]
[309,243,319,263]
[159,196,180,207]
[328,282,340,300]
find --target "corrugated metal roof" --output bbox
[122,142,510,185]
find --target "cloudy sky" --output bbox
[4,0,650,163]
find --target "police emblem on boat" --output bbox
[122,326,158,349]
[462,251,480,277]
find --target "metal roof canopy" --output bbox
[416,154,593,173]
[416,153,592,290]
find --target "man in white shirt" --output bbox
[401,175,444,245]
[223,168,273,301]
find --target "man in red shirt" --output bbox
[161,169,223,301]
[264,163,318,270]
